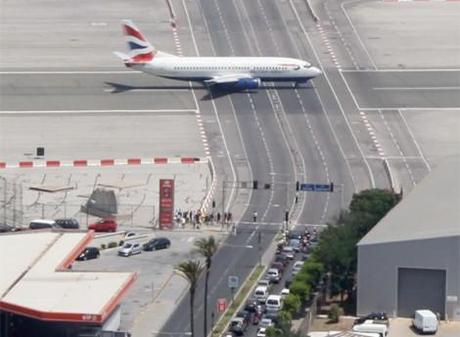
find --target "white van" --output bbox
[352,321,388,336]
[412,309,438,334]
[29,219,56,230]
[254,286,269,303]
[266,294,283,312]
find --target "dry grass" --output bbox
[310,316,355,331]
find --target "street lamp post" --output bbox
[0,177,6,225]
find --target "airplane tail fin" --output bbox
[120,20,156,63]
[116,20,177,64]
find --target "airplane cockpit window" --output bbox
[303,63,311,68]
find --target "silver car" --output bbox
[118,242,142,257]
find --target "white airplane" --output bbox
[114,20,322,90]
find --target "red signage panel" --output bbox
[217,298,227,313]
[159,179,175,229]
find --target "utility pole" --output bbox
[0,177,6,225]
[258,230,262,266]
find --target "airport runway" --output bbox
[1,0,459,335]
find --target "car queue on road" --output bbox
[226,227,320,337]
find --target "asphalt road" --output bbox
[160,0,457,336]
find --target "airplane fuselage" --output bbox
[129,57,321,83]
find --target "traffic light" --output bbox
[330,182,334,192]
[253,180,258,189]
[296,181,300,191]
[212,200,216,208]
[285,210,289,222]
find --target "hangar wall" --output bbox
[357,236,460,320]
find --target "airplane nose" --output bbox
[311,66,322,76]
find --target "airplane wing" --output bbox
[204,74,253,85]
[204,74,261,89]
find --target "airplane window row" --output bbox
[173,66,288,71]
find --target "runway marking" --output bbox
[0,109,198,115]
[358,107,460,111]
[104,88,191,93]
[0,71,141,74]
[372,87,460,91]
[340,69,460,72]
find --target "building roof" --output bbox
[0,230,136,323]
[359,158,460,246]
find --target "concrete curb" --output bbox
[0,157,209,169]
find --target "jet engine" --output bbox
[234,78,261,90]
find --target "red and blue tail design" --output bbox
[120,20,155,63]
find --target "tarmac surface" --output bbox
[1,0,460,336]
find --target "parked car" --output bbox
[259,317,273,328]
[0,223,16,232]
[244,298,258,313]
[412,310,437,334]
[256,327,267,337]
[354,312,389,326]
[254,286,269,303]
[281,246,295,260]
[143,237,171,251]
[236,310,252,325]
[55,218,80,229]
[288,238,301,252]
[274,254,289,266]
[88,218,117,232]
[258,279,270,287]
[270,261,285,274]
[266,295,283,312]
[230,317,246,336]
[266,268,281,283]
[118,242,142,257]
[280,288,290,298]
[76,247,100,261]
[124,231,137,239]
[352,322,388,336]
[292,261,304,275]
[29,219,56,230]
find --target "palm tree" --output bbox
[176,260,204,337]
[194,236,218,337]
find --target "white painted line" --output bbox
[340,68,460,72]
[0,70,141,74]
[373,87,460,91]
[360,107,460,111]
[0,109,198,115]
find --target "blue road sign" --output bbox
[300,183,332,192]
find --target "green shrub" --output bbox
[290,280,311,302]
[119,240,124,246]
[283,293,301,316]
[328,303,343,323]
[100,243,106,250]
[107,241,118,248]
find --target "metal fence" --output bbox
[0,179,23,226]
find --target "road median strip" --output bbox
[211,264,265,337]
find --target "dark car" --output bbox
[76,247,100,261]
[55,218,80,229]
[0,223,16,233]
[236,310,252,325]
[244,299,258,313]
[143,237,171,251]
[274,254,289,267]
[354,312,389,326]
[271,261,285,274]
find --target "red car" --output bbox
[88,218,118,232]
